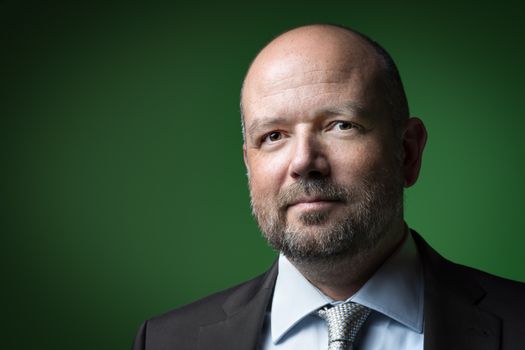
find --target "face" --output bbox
[242,35,406,262]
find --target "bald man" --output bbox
[133,25,525,350]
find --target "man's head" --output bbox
[241,24,426,263]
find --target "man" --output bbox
[133,24,525,349]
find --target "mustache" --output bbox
[277,178,351,208]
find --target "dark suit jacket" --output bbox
[133,231,525,349]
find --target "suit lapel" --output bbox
[412,231,501,350]
[423,286,501,350]
[198,262,278,350]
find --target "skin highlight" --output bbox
[241,25,427,300]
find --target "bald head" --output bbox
[240,24,408,139]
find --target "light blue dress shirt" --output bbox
[260,233,425,350]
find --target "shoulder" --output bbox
[132,263,278,349]
[151,271,269,328]
[449,261,525,314]
[413,230,525,318]
[449,260,525,292]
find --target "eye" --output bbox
[333,121,355,131]
[326,120,364,135]
[262,131,283,143]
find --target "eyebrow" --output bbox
[246,101,368,142]
[319,101,367,117]
[247,116,288,141]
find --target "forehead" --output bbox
[243,57,382,126]
[246,71,358,118]
[242,29,384,122]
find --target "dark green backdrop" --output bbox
[2,0,524,349]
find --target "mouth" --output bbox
[287,197,342,211]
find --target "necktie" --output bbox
[317,302,371,350]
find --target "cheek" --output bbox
[329,141,389,179]
[248,152,290,193]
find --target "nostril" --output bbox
[289,142,330,179]
[307,171,324,180]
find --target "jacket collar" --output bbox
[412,230,501,350]
[198,262,278,350]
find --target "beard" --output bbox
[249,167,404,263]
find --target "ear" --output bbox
[243,143,250,177]
[402,117,427,187]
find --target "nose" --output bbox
[289,133,330,180]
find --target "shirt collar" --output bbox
[270,232,424,344]
[350,233,424,333]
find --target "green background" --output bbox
[2,0,524,349]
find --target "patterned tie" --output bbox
[317,302,371,350]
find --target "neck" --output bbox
[289,221,407,301]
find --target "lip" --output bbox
[287,197,341,210]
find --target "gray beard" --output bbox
[249,170,404,264]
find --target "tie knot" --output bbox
[317,302,371,349]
